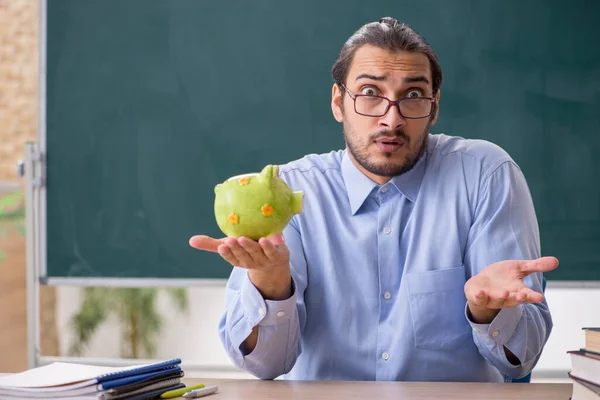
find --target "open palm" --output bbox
[464,256,559,309]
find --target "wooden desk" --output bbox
[182,378,572,399]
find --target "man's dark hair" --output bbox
[331,17,442,94]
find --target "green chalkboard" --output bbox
[46,0,600,281]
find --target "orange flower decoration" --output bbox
[228,213,239,225]
[261,204,273,217]
[238,177,250,185]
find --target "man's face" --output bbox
[331,45,440,184]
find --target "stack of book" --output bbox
[0,358,183,399]
[569,328,600,400]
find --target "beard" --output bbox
[344,123,429,178]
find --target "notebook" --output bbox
[101,368,183,392]
[0,359,181,395]
[0,367,183,398]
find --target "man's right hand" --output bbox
[189,234,293,301]
[189,234,292,354]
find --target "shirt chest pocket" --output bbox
[406,265,472,351]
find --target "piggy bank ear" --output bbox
[259,165,278,184]
[214,183,222,194]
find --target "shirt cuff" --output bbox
[465,303,523,346]
[240,271,297,326]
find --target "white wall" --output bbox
[56,285,253,379]
[531,286,599,381]
[56,285,599,382]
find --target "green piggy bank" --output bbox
[214,165,304,240]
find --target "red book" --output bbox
[569,373,600,400]
[569,350,600,387]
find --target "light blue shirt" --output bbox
[218,133,552,382]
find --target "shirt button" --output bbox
[382,352,390,361]
[383,292,392,300]
[276,311,285,317]
[258,308,266,317]
[492,330,499,338]
[383,227,392,234]
[381,186,388,193]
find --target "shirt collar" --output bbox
[341,151,378,215]
[341,142,429,215]
[389,146,428,203]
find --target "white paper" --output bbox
[0,363,144,389]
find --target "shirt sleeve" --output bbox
[463,161,553,379]
[218,219,308,380]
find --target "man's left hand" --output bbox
[464,256,559,324]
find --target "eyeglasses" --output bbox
[340,84,435,119]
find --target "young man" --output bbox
[190,17,558,382]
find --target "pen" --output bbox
[160,384,205,399]
[182,385,218,398]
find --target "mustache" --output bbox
[369,129,410,142]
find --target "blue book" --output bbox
[100,367,183,391]
[96,360,181,384]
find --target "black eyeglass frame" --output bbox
[340,83,436,119]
